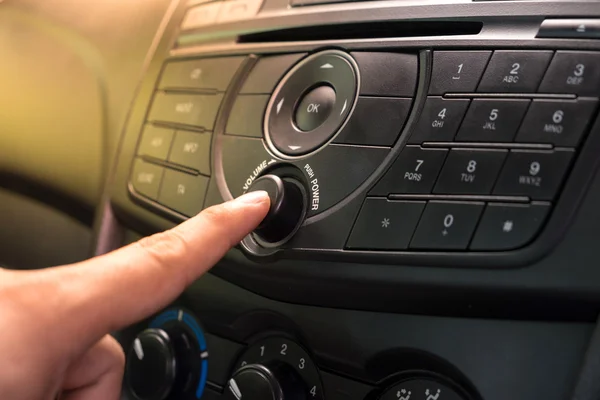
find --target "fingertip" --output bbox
[234,190,271,206]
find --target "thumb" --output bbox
[9,191,270,358]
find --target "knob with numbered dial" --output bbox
[227,337,323,400]
[224,362,307,400]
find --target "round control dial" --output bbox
[232,337,324,400]
[125,309,208,400]
[265,50,359,158]
[224,362,307,400]
[247,174,307,246]
[127,329,176,400]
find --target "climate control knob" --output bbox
[224,362,307,400]
[126,329,177,400]
[125,310,208,400]
[248,174,307,246]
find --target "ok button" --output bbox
[294,85,336,132]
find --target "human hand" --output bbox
[0,191,270,400]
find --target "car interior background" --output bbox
[2,0,600,400]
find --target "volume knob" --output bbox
[247,174,307,246]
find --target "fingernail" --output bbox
[235,190,270,205]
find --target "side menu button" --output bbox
[158,170,209,217]
[130,159,165,200]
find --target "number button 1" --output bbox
[430,51,492,94]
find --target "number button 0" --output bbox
[411,201,485,250]
[443,214,454,229]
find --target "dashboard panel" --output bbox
[95,1,600,400]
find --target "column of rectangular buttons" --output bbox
[132,57,245,216]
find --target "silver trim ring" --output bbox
[263,49,361,161]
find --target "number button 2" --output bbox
[478,51,553,92]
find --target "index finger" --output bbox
[11,191,269,356]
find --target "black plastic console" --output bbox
[105,2,600,400]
